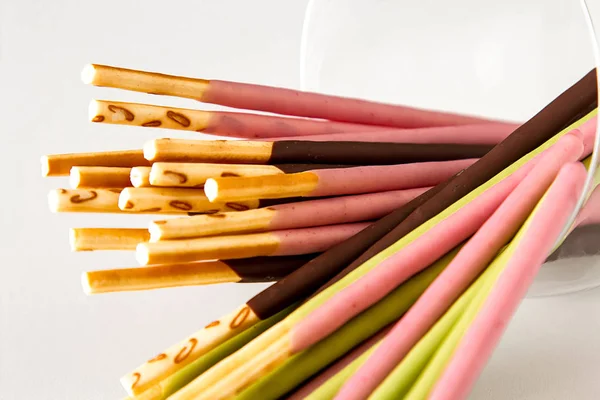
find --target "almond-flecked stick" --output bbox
[89,100,387,138]
[70,166,133,188]
[82,64,498,128]
[335,132,584,400]
[143,138,491,165]
[41,149,149,176]
[83,254,318,294]
[136,222,371,265]
[429,163,587,400]
[150,188,430,240]
[130,167,152,187]
[48,188,122,213]
[149,162,350,188]
[118,187,260,214]
[70,228,150,251]
[204,160,476,202]
[264,123,518,144]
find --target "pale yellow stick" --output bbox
[143,138,272,164]
[118,187,259,214]
[70,166,132,188]
[41,150,149,176]
[69,228,150,251]
[130,167,153,187]
[82,64,210,100]
[82,261,241,294]
[150,208,275,241]
[48,188,122,213]
[204,173,319,202]
[168,322,292,400]
[121,305,261,396]
[136,232,280,265]
[150,162,283,188]
[187,336,292,400]
[89,100,212,131]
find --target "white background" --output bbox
[0,0,599,399]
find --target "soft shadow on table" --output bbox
[470,286,600,399]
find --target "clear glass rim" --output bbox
[300,0,600,257]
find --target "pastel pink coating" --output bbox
[310,159,477,197]
[290,165,528,353]
[203,80,499,128]
[269,188,430,230]
[287,326,392,400]
[273,222,371,256]
[203,110,386,139]
[429,163,588,400]
[262,123,518,144]
[333,133,584,400]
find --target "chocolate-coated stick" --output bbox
[144,138,492,165]
[83,254,318,294]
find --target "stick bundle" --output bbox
[42,63,599,400]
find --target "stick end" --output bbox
[148,222,163,242]
[69,167,82,188]
[135,243,151,266]
[204,179,218,202]
[81,272,93,295]
[40,155,51,177]
[118,188,133,210]
[81,64,98,84]
[142,140,158,161]
[47,189,61,213]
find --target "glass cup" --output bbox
[300,0,600,297]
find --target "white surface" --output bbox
[0,1,599,399]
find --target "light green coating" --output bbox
[235,247,461,400]
[367,248,492,400]
[305,341,380,400]
[136,306,293,400]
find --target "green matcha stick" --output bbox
[235,247,462,400]
[129,306,293,400]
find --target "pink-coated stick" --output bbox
[202,110,387,139]
[334,133,584,400]
[287,326,393,400]
[273,222,371,256]
[290,162,534,353]
[269,188,430,230]
[310,159,476,197]
[263,123,518,144]
[429,162,588,400]
[202,80,500,128]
